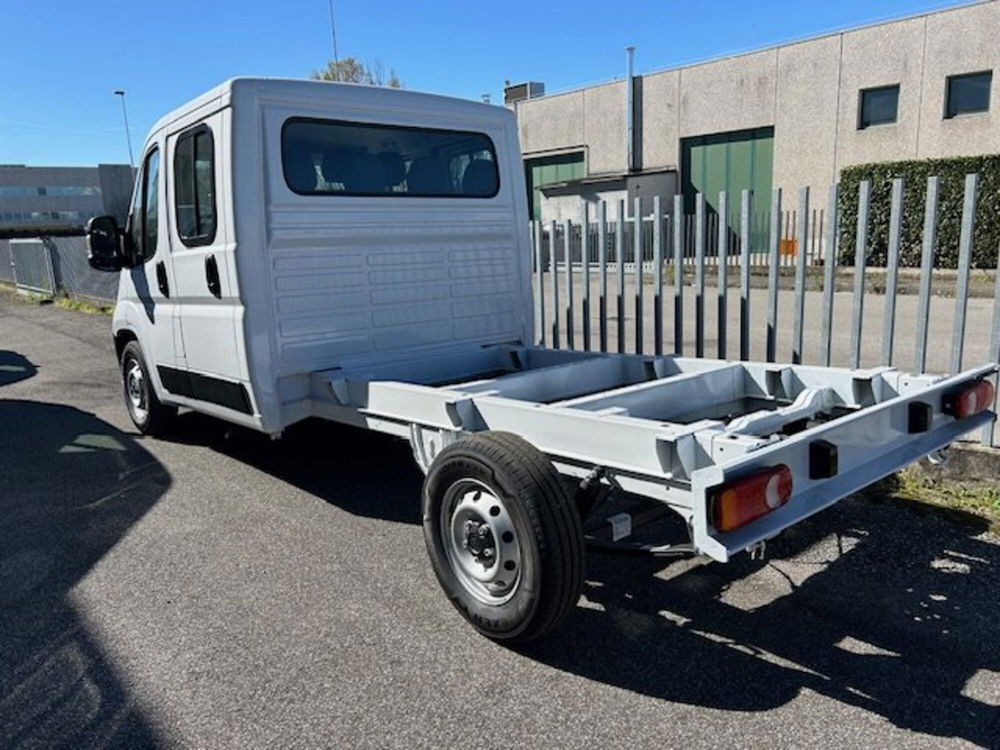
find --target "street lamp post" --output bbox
[114,90,135,168]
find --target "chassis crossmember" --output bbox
[304,345,996,562]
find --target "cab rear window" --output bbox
[281,117,499,198]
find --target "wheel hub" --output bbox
[442,481,523,605]
[463,520,496,565]
[125,360,148,421]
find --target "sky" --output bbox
[0,0,976,166]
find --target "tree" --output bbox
[312,57,402,88]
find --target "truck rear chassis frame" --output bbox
[301,345,995,563]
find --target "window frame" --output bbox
[173,123,218,247]
[857,84,900,130]
[944,70,992,119]
[126,147,160,265]
[280,116,501,199]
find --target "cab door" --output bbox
[165,115,250,415]
[123,145,180,377]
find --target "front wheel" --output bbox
[120,341,176,436]
[422,431,584,644]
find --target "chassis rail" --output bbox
[305,346,997,563]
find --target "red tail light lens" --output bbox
[942,379,995,420]
[711,465,793,533]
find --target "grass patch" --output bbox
[53,294,113,315]
[867,469,1000,534]
[0,284,113,315]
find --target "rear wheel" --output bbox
[422,431,584,644]
[121,341,176,436]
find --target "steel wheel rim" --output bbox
[125,359,148,422]
[441,479,522,606]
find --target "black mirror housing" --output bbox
[86,215,124,272]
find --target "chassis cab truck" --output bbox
[87,78,997,644]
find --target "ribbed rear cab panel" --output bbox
[228,79,533,431]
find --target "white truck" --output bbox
[86,78,997,644]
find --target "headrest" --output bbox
[406,157,452,195]
[285,146,318,192]
[378,152,406,188]
[462,158,498,196]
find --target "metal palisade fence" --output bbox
[531,175,1000,446]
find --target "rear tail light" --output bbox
[710,465,793,533]
[942,379,995,420]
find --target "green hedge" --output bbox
[837,154,1000,269]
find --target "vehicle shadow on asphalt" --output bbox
[0,350,38,387]
[166,413,424,524]
[160,414,999,746]
[0,395,171,748]
[524,497,1000,747]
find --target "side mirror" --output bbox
[86,215,124,272]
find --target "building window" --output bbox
[0,209,87,225]
[945,71,992,118]
[174,125,217,246]
[0,185,101,197]
[858,85,899,129]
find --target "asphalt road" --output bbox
[1,292,999,749]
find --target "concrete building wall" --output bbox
[834,16,925,171]
[515,0,1000,220]
[516,92,586,158]
[772,35,842,197]
[582,81,627,175]
[918,0,1000,158]
[638,70,679,170]
[677,49,777,138]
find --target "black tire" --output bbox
[120,340,176,436]
[422,431,584,644]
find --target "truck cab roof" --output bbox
[148,77,509,140]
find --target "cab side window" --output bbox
[174,126,217,245]
[128,148,160,263]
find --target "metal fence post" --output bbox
[914,177,939,374]
[695,193,706,357]
[881,178,904,367]
[819,184,838,366]
[564,219,575,350]
[739,189,751,361]
[582,203,591,351]
[616,200,626,354]
[717,191,729,359]
[598,201,608,353]
[533,221,545,346]
[765,188,782,362]
[983,241,1000,446]
[653,195,663,356]
[634,197,643,354]
[950,173,979,374]
[673,194,684,355]
[550,220,560,348]
[849,180,871,370]
[792,186,809,364]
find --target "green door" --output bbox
[524,151,585,220]
[681,127,773,250]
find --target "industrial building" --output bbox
[509,0,1000,228]
[0,164,134,227]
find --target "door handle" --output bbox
[205,254,221,298]
[155,261,169,297]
